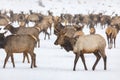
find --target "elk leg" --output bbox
[33,53,37,68]
[103,56,107,70]
[23,52,30,63]
[26,54,30,63]
[38,38,40,48]
[49,27,52,35]
[45,29,50,40]
[44,30,50,40]
[3,53,11,68]
[80,54,88,70]
[29,52,36,68]
[29,53,33,68]
[73,53,80,71]
[22,53,25,63]
[114,37,116,48]
[106,34,109,45]
[44,32,46,40]
[92,52,101,70]
[106,33,110,48]
[46,32,50,40]
[11,54,15,68]
[99,49,107,70]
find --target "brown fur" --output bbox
[111,16,120,25]
[82,15,91,26]
[19,21,26,27]
[90,27,96,34]
[53,16,65,36]
[105,25,118,49]
[73,34,107,71]
[0,18,9,26]
[73,31,84,38]
[3,34,37,68]
[4,24,41,63]
[36,15,54,40]
[54,26,106,71]
[27,14,40,23]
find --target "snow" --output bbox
[0,0,120,80]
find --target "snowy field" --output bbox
[0,0,120,80]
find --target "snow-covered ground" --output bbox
[0,0,120,80]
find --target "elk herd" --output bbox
[0,9,120,71]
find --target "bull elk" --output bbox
[54,26,107,71]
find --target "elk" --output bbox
[105,24,119,49]
[1,34,37,68]
[4,24,41,63]
[0,17,9,26]
[35,14,54,40]
[0,31,7,48]
[53,16,65,36]
[54,27,107,71]
[89,22,96,34]
[73,34,107,71]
